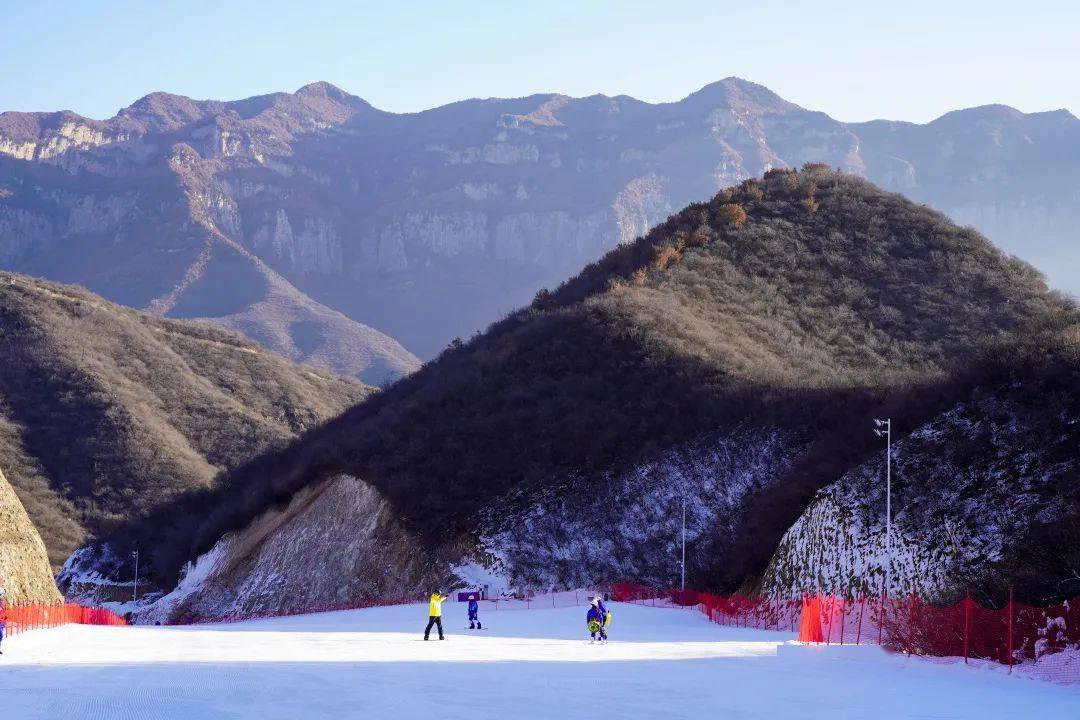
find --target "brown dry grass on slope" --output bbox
[0,272,370,570]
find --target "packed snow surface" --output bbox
[2,596,1077,719]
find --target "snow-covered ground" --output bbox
[1,598,1077,719]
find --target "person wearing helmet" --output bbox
[586,596,608,643]
[0,587,7,655]
[424,591,448,640]
[467,594,482,630]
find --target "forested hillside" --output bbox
[113,168,1074,619]
[0,272,369,580]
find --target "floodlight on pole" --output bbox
[873,418,892,598]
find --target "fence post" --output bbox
[824,595,832,645]
[877,577,886,646]
[1007,587,1014,672]
[907,592,916,656]
[839,587,846,646]
[963,589,971,664]
[855,595,864,645]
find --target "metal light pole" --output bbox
[873,419,892,597]
[681,494,687,592]
[132,550,139,604]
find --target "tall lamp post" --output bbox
[132,550,139,604]
[680,494,687,593]
[873,418,892,597]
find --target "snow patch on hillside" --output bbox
[762,393,1079,599]
[136,542,226,624]
[485,428,800,589]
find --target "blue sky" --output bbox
[4,1,1078,123]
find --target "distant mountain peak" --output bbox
[295,81,355,102]
[679,77,800,114]
[927,104,1080,131]
[128,90,194,108]
[931,103,1025,124]
[118,91,215,131]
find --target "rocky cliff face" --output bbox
[0,90,420,384]
[143,474,454,623]
[3,79,1076,362]
[0,468,62,604]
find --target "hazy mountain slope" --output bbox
[850,106,1080,293]
[124,169,1072,619]
[760,328,1080,605]
[0,467,63,604]
[0,271,370,575]
[3,78,1077,364]
[0,97,421,384]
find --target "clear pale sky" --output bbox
[4,0,1078,123]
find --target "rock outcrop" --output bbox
[0,468,62,604]
[145,475,453,622]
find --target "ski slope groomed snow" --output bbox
[2,599,1077,719]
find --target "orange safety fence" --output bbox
[809,591,1080,684]
[0,601,127,638]
[610,583,803,632]
[41,578,1070,685]
[611,583,1080,684]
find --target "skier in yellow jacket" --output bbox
[424,591,448,640]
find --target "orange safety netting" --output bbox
[611,583,1079,684]
[610,582,804,632]
[15,583,1068,683]
[1,602,127,637]
[796,591,1080,668]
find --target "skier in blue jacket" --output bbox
[586,596,609,643]
[467,595,482,630]
[0,587,7,655]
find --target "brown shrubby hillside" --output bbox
[128,167,1074,590]
[0,272,369,570]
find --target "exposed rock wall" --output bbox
[146,475,454,623]
[0,468,63,604]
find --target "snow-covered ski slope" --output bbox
[1,600,1077,719]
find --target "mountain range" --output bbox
[98,168,1077,621]
[2,78,1078,371]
